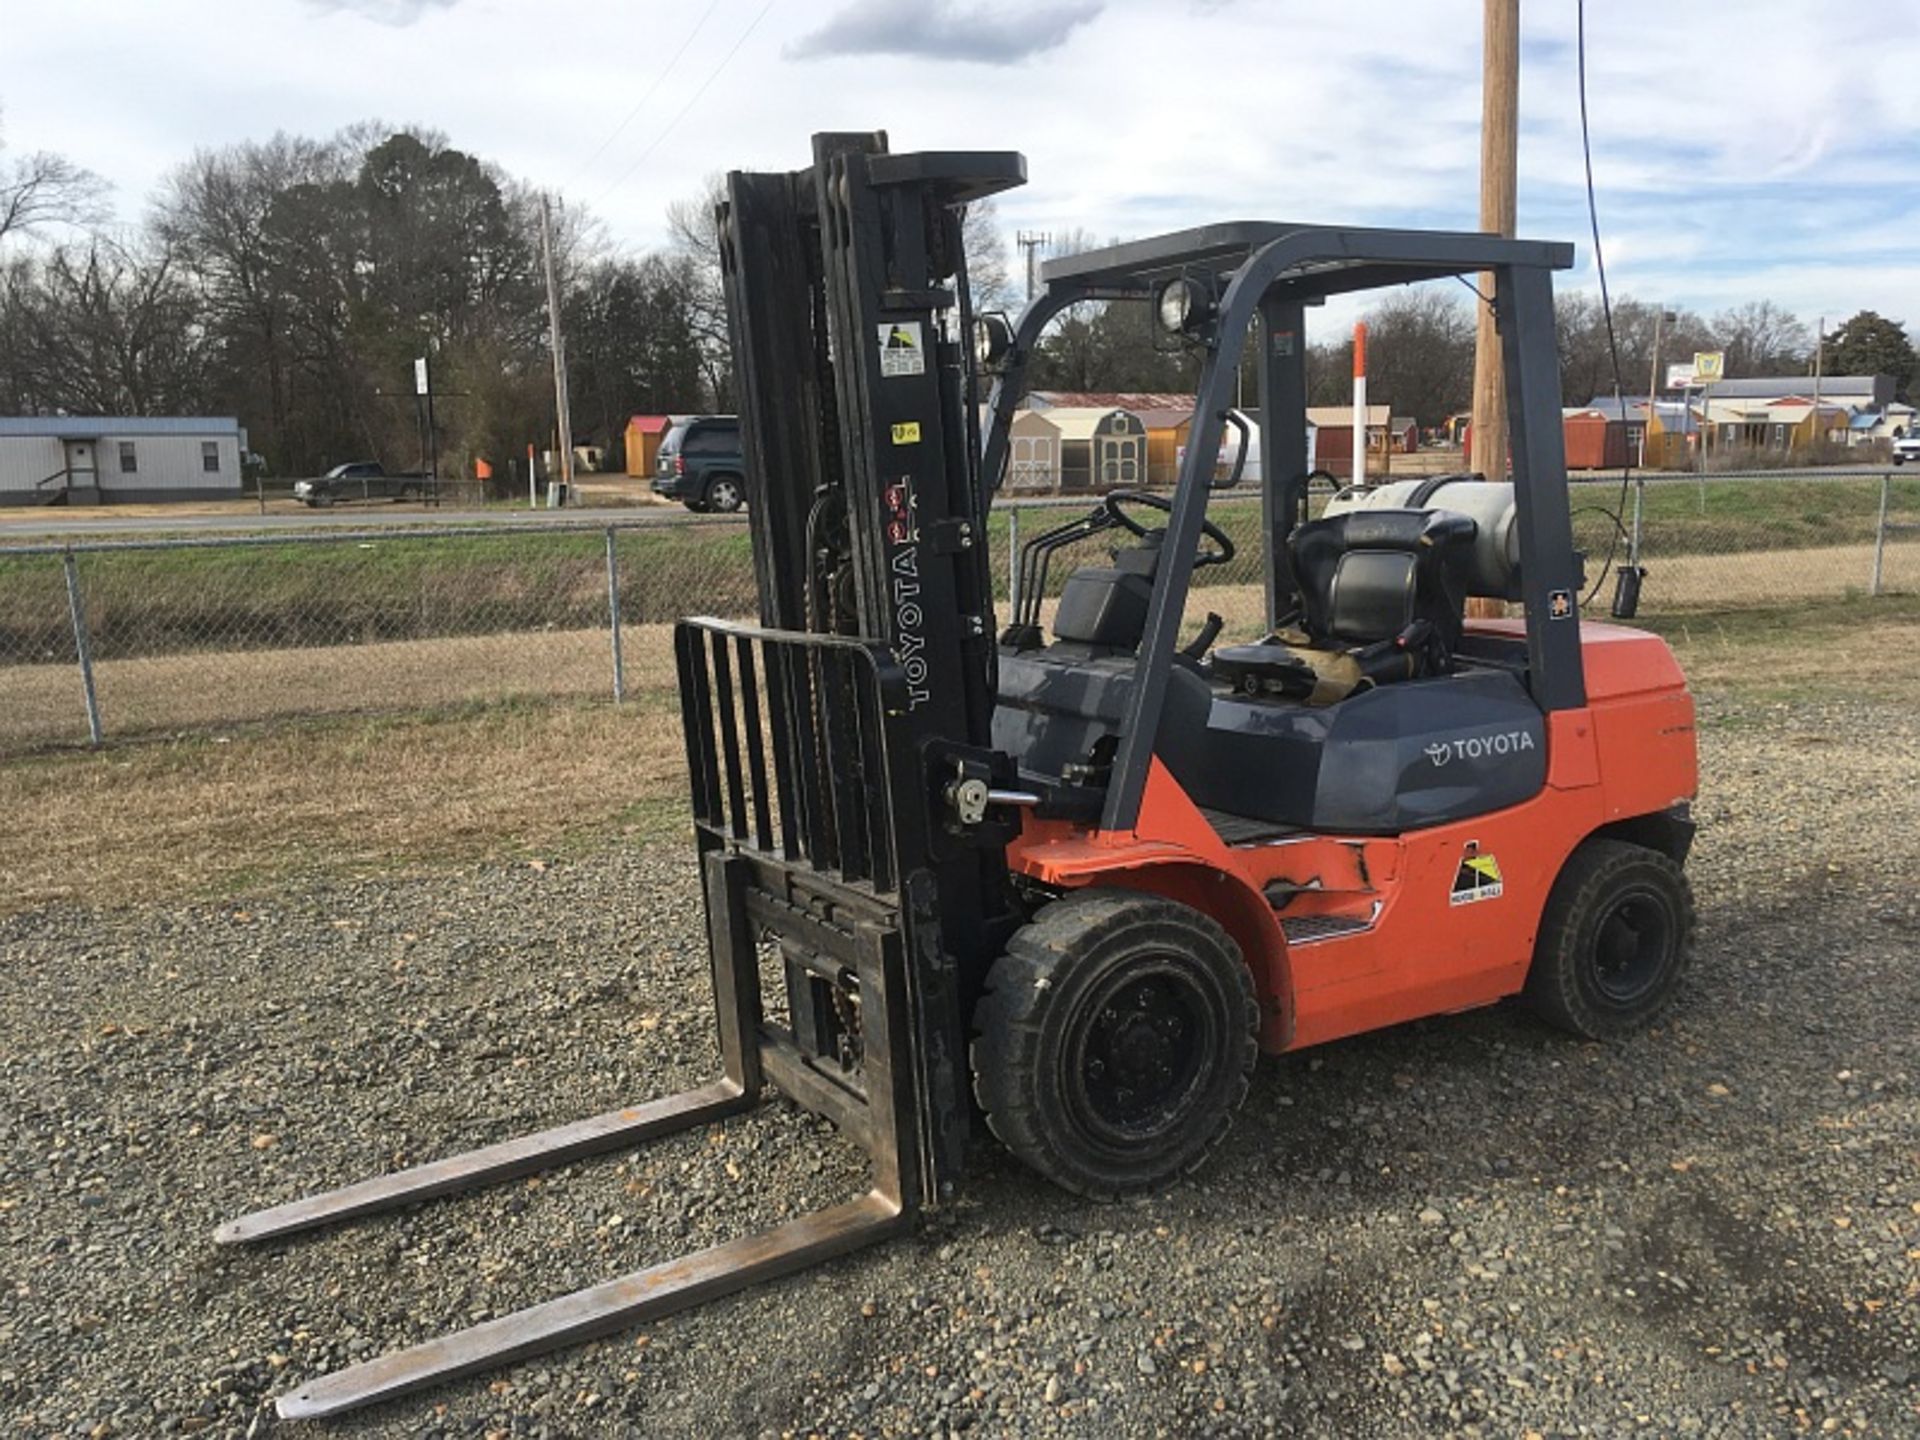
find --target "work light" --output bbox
[972,313,1014,369]
[1154,276,1213,334]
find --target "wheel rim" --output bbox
[1589,887,1675,1005]
[1064,959,1216,1145]
[710,479,741,510]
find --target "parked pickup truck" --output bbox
[1893,435,1920,466]
[293,462,433,506]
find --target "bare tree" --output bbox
[666,173,732,407]
[1,237,208,413]
[1714,300,1811,377]
[960,197,1014,312]
[0,107,108,247]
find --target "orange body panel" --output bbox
[1004,621,1696,1054]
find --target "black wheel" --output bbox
[704,475,744,513]
[971,889,1259,1199]
[1524,838,1694,1040]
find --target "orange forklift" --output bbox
[223,133,1696,1417]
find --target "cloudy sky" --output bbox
[7,0,1920,338]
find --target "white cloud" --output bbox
[5,0,1919,330]
[300,0,458,25]
[788,0,1104,64]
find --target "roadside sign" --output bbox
[1692,351,1725,383]
[414,357,430,395]
[1666,362,1696,389]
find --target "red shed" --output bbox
[1562,408,1630,470]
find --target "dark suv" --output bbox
[653,416,746,511]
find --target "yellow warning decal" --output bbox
[1450,849,1504,905]
[892,421,922,445]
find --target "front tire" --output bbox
[972,889,1259,1199]
[1524,838,1694,1040]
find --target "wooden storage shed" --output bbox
[1562,407,1631,470]
[1134,405,1194,486]
[1006,409,1062,491]
[624,415,674,478]
[1047,407,1148,492]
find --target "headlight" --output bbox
[972,314,1013,369]
[1154,276,1214,334]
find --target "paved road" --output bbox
[0,504,712,540]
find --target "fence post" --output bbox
[1871,471,1890,598]
[1007,506,1021,619]
[1629,475,1644,569]
[61,549,104,746]
[605,526,626,701]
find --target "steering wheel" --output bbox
[1102,489,1236,569]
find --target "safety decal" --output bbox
[878,321,926,377]
[1547,588,1574,620]
[891,420,922,445]
[1450,849,1504,905]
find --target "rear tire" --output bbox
[1524,838,1694,1040]
[704,475,744,513]
[971,889,1258,1199]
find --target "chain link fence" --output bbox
[3,470,1915,755]
[0,518,757,754]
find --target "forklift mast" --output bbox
[713,133,1029,1186]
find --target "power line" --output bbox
[574,0,725,182]
[1576,0,1635,608]
[595,0,778,207]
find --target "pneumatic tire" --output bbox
[1524,838,1695,1040]
[971,889,1259,1200]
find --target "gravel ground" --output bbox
[4,689,1917,1440]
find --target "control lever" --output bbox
[1181,612,1224,660]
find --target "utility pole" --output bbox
[1469,0,1519,486]
[1810,315,1824,455]
[1017,231,1053,304]
[540,193,576,499]
[1644,307,1673,465]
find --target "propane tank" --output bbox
[1322,477,1520,598]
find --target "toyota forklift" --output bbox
[222,133,1697,1418]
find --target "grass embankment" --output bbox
[4,476,1909,664]
[0,526,760,661]
[5,594,1915,920]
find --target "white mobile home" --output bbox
[0,416,247,505]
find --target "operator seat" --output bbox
[1213,508,1477,701]
[1049,535,1165,652]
